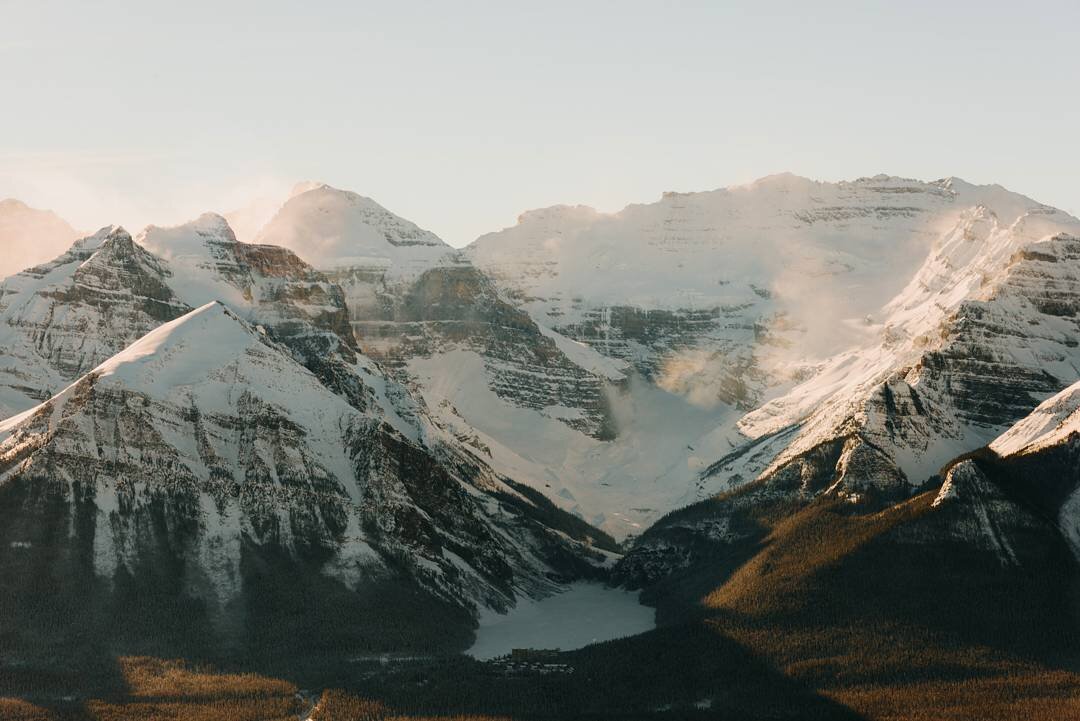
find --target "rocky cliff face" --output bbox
[707,218,1080,502]
[468,175,1055,403]
[0,226,191,416]
[0,303,614,661]
[0,212,624,658]
[352,264,619,439]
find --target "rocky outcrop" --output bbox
[352,265,618,438]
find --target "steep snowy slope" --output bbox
[990,378,1080,456]
[985,380,1080,557]
[0,303,612,660]
[705,209,1080,499]
[139,212,352,335]
[0,198,80,279]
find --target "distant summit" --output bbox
[254,184,454,273]
[0,198,80,278]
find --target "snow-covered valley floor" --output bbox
[466,582,656,660]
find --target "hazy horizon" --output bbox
[4,1,1079,247]
[6,169,1075,247]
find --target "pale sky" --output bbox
[2,0,1078,246]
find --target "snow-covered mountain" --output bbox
[6,172,1080,714]
[611,181,1080,591]
[615,373,1080,607]
[458,175,1080,531]
[704,208,1080,501]
[0,212,622,661]
[0,198,80,280]
[469,174,1049,393]
[0,213,363,417]
[249,185,652,533]
[7,171,1080,590]
[0,301,604,604]
[254,186,620,426]
[233,175,1080,539]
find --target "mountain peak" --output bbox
[190,212,235,237]
[92,225,139,256]
[137,213,238,260]
[73,224,130,253]
[288,180,326,198]
[288,183,407,217]
[0,198,31,212]
[739,171,817,190]
[253,184,452,272]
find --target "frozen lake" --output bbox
[467,582,656,660]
